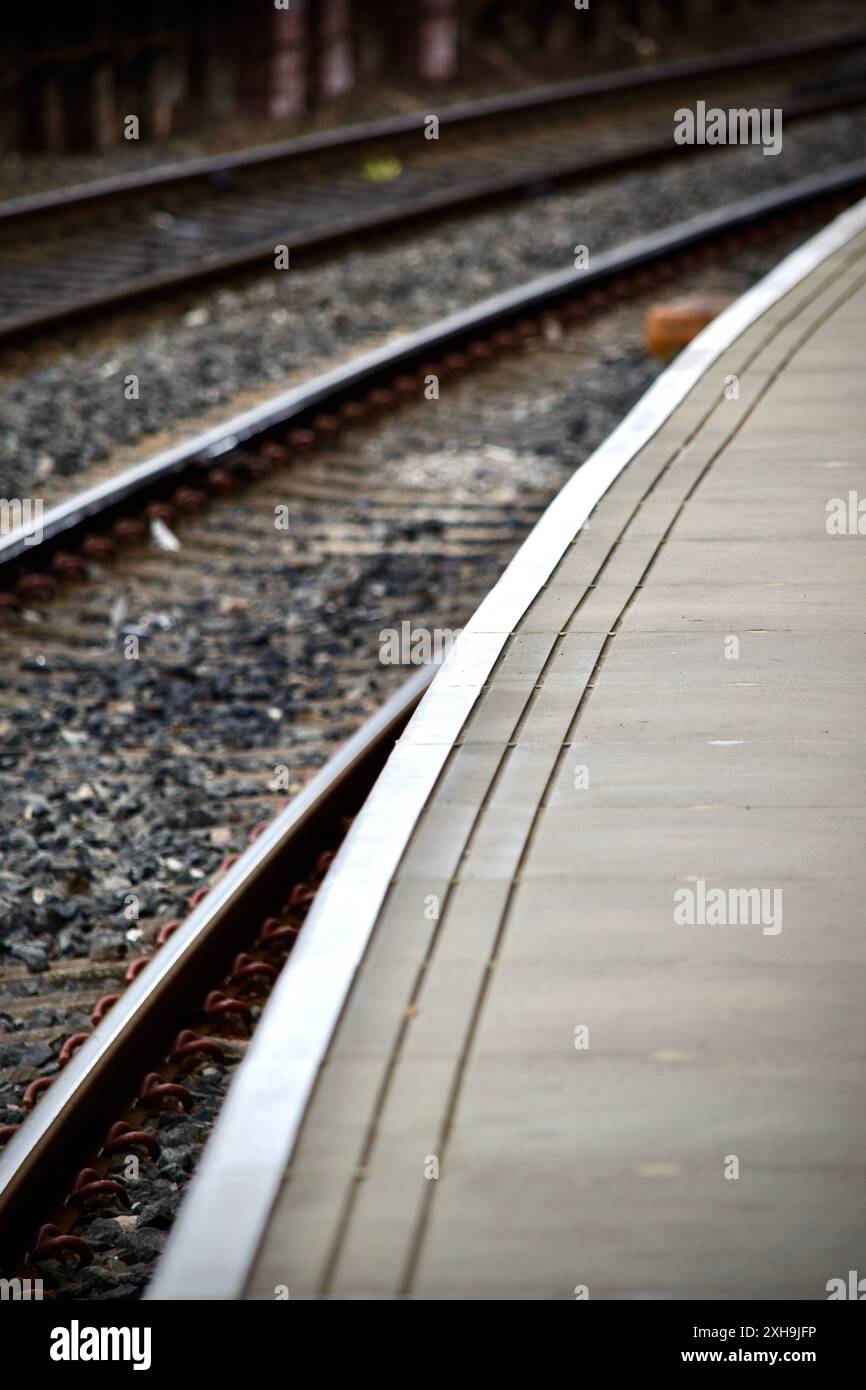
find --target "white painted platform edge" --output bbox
[148,195,866,1300]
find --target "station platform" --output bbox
[151,199,866,1300]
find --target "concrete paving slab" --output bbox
[472,960,866,1065]
[618,582,866,633]
[545,736,866,807]
[524,805,866,880]
[502,876,866,967]
[363,877,450,955]
[519,583,589,633]
[588,631,866,683]
[459,682,533,744]
[397,799,481,880]
[673,498,866,542]
[434,878,512,966]
[576,680,864,741]
[651,538,866,586]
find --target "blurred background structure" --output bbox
[1,0,831,154]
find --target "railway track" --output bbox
[1,30,866,344]
[0,670,431,1281]
[1,163,864,1290]
[2,158,865,603]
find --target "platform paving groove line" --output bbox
[150,207,866,1301]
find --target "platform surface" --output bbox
[237,222,866,1301]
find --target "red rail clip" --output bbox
[136,1072,194,1111]
[30,1224,92,1266]
[69,1167,130,1208]
[124,957,152,983]
[156,918,182,946]
[257,916,300,949]
[92,993,121,1025]
[203,990,252,1029]
[22,1076,54,1109]
[58,1033,90,1066]
[228,953,278,987]
[170,1029,226,1067]
[102,1121,160,1160]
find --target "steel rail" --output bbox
[0,666,433,1269]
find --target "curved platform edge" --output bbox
[148,193,866,1300]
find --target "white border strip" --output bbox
[148,195,866,1300]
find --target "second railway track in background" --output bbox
[0,163,865,1291]
[1,30,866,344]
